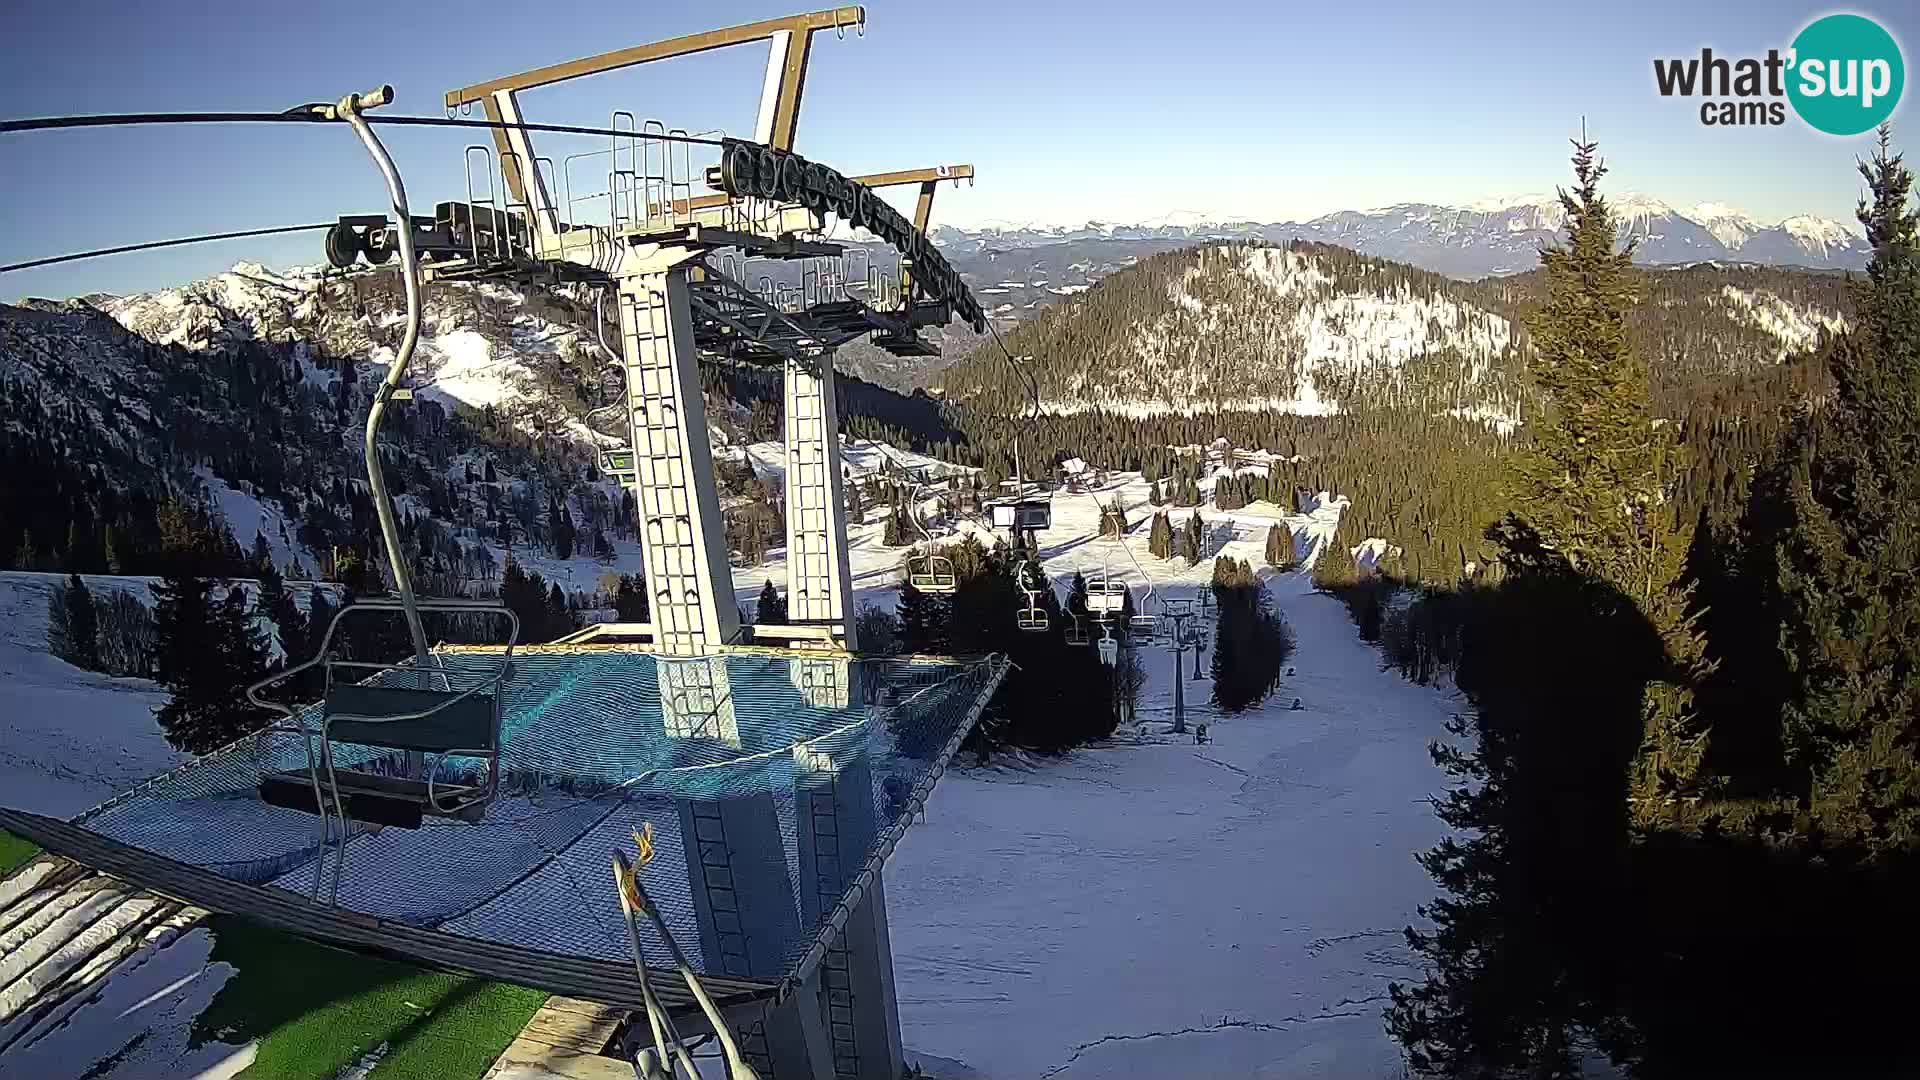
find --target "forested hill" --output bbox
[936,240,1853,425]
[0,262,968,588]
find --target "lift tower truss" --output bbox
[325,8,984,660]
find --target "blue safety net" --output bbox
[72,649,1005,982]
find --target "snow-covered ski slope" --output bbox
[0,575,185,819]
[1,452,1447,1077]
[887,571,1451,1078]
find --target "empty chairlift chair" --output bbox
[1085,571,1129,620]
[247,598,519,900]
[907,470,958,593]
[1013,559,1049,632]
[908,548,958,593]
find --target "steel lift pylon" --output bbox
[317,10,989,1080]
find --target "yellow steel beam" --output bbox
[443,7,864,113]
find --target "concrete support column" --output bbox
[618,262,740,655]
[796,750,903,1080]
[782,355,856,646]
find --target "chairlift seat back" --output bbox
[991,500,1053,531]
[324,684,499,754]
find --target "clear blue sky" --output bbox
[2,0,1911,299]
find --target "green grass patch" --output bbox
[192,916,547,1080]
[0,830,41,878]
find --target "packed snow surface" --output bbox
[0,457,1441,1078]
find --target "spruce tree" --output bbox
[1772,128,1920,850]
[895,579,948,654]
[64,572,100,671]
[153,576,269,753]
[614,573,650,622]
[546,582,574,639]
[1312,535,1359,591]
[1493,137,1713,827]
[756,580,789,624]
[1265,522,1294,567]
[1184,512,1206,563]
[1149,512,1174,560]
[257,560,307,664]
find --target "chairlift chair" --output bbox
[247,89,521,904]
[1065,614,1091,647]
[1096,632,1119,667]
[1085,571,1128,617]
[247,598,519,903]
[1012,559,1049,632]
[905,470,957,593]
[908,547,958,594]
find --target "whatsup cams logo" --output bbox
[1653,13,1903,134]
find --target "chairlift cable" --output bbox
[0,110,726,146]
[0,222,335,275]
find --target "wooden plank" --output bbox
[538,995,627,1021]
[486,1035,634,1080]
[518,1006,622,1055]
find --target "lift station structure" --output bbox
[0,11,1011,1080]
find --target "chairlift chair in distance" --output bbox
[1012,559,1049,632]
[1085,570,1129,618]
[1065,613,1091,647]
[247,86,519,904]
[905,470,957,593]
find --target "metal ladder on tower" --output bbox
[786,365,835,622]
[622,274,709,655]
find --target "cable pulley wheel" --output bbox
[324,223,362,269]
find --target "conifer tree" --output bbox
[1149,512,1174,560]
[1771,128,1920,850]
[1312,535,1359,591]
[614,573,649,622]
[1184,512,1206,563]
[65,572,100,671]
[1492,137,1713,827]
[257,560,307,663]
[153,576,269,753]
[756,580,789,624]
[1265,521,1294,567]
[1211,557,1290,712]
[895,579,948,654]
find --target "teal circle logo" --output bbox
[1788,14,1904,135]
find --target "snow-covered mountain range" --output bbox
[933,241,1853,424]
[934,195,1869,278]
